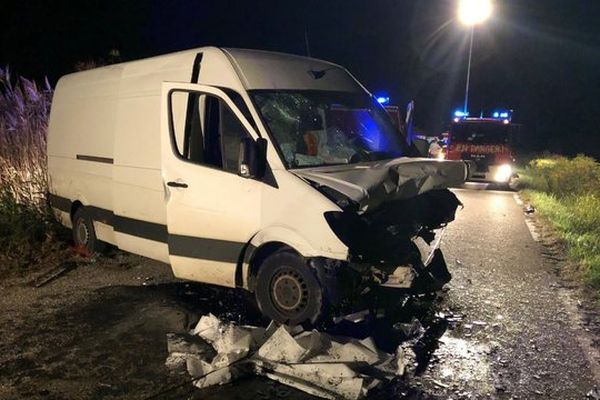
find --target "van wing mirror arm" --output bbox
[239,137,267,179]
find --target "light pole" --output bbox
[458,0,493,114]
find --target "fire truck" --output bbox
[446,111,519,184]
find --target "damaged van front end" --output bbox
[292,158,468,307]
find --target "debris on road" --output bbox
[588,387,600,400]
[393,317,424,341]
[525,205,536,214]
[166,313,410,399]
[432,379,449,389]
[32,261,78,288]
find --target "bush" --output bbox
[522,156,600,292]
[524,155,600,198]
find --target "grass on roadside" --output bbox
[520,155,600,290]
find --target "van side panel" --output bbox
[47,67,121,245]
[112,92,168,261]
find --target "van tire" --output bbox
[72,208,106,254]
[255,251,323,326]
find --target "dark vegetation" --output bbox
[520,155,600,290]
[0,68,63,276]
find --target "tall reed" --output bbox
[0,67,53,210]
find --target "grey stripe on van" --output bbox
[47,194,246,267]
[168,234,243,263]
[113,215,168,243]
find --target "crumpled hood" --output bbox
[291,158,469,212]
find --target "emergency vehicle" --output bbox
[446,111,519,184]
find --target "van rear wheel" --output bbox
[72,208,106,254]
[255,251,323,326]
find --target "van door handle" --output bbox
[167,181,188,188]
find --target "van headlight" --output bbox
[494,164,513,182]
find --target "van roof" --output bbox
[56,46,360,93]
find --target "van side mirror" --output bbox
[239,137,267,179]
[412,138,429,158]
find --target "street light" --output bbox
[458,0,493,114]
[458,0,493,26]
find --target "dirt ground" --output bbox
[1,188,600,399]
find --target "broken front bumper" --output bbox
[380,228,446,288]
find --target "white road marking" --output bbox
[524,218,540,241]
[513,193,539,241]
[513,193,523,206]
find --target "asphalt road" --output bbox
[1,186,599,400]
[416,186,600,398]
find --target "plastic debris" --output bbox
[393,317,425,341]
[166,314,409,399]
[587,388,600,400]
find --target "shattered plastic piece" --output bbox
[393,317,425,341]
[193,314,253,354]
[186,357,214,378]
[393,346,408,376]
[242,325,268,347]
[192,314,222,341]
[587,388,600,400]
[165,353,188,370]
[166,333,216,358]
[258,325,309,363]
[333,310,371,324]
[255,359,364,400]
[359,337,378,354]
[294,330,331,360]
[322,340,382,364]
[168,314,409,400]
[525,205,535,214]
[381,266,415,288]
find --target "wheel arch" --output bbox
[237,226,348,290]
[244,241,300,292]
[70,200,84,221]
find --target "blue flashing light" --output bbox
[376,96,390,105]
[454,110,469,118]
[492,110,512,120]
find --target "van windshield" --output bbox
[251,90,409,168]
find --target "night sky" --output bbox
[1,1,599,157]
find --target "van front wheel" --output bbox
[255,251,323,326]
[72,208,106,254]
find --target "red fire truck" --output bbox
[446,115,519,184]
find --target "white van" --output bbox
[48,47,468,325]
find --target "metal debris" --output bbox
[33,261,77,288]
[165,313,409,399]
